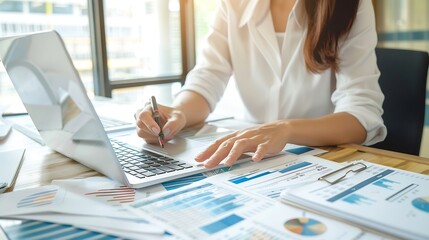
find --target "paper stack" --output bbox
[0,177,166,239]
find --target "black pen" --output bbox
[150,96,164,148]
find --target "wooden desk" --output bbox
[0,129,102,191]
[1,128,429,192]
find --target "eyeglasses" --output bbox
[318,162,367,184]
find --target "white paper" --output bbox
[127,179,363,240]
[282,160,429,240]
[16,213,164,236]
[209,155,340,199]
[0,181,139,220]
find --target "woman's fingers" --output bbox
[253,142,269,161]
[161,109,186,141]
[135,104,166,143]
[195,131,239,162]
[196,123,288,168]
[204,136,261,168]
[135,103,187,145]
[136,104,159,132]
[204,138,238,168]
[223,138,256,166]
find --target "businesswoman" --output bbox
[135,0,386,168]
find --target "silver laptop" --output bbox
[0,30,250,188]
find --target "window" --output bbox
[193,0,217,60]
[103,0,182,81]
[29,2,46,14]
[0,0,92,110]
[0,1,24,12]
[0,0,217,110]
[53,3,73,15]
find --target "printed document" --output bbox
[127,178,363,240]
[209,155,340,199]
[282,160,429,240]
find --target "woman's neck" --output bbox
[270,0,296,32]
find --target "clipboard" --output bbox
[318,161,367,184]
[0,148,25,193]
[282,159,429,240]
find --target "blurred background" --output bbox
[374,0,429,157]
[0,0,428,156]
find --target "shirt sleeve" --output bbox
[176,0,233,112]
[332,0,387,145]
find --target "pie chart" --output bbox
[411,197,429,213]
[284,217,327,236]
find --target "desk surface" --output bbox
[1,128,429,192]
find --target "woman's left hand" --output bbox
[195,120,290,168]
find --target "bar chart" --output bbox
[17,189,58,208]
[130,179,363,239]
[0,219,117,240]
[225,158,337,199]
[85,186,136,204]
[284,162,429,240]
[130,181,274,239]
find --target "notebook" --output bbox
[0,30,250,188]
[0,148,25,193]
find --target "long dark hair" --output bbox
[303,0,360,72]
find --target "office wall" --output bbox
[374,0,429,157]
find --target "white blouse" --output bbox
[276,32,284,51]
[179,0,386,145]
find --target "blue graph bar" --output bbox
[203,194,237,208]
[69,231,102,239]
[327,169,395,202]
[161,167,231,191]
[37,228,83,239]
[211,167,231,174]
[131,183,212,208]
[2,220,117,240]
[211,202,243,216]
[162,173,207,191]
[5,222,52,235]
[342,194,374,205]
[278,161,312,173]
[19,225,70,239]
[285,146,314,155]
[186,196,215,207]
[94,236,119,240]
[160,191,213,210]
[229,171,273,184]
[200,214,244,235]
[373,179,398,189]
[229,161,313,184]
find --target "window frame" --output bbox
[88,0,196,97]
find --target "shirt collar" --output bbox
[239,0,306,29]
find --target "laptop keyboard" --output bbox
[110,139,194,179]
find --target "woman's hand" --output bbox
[195,120,290,168]
[134,103,187,144]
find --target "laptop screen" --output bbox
[0,30,126,183]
